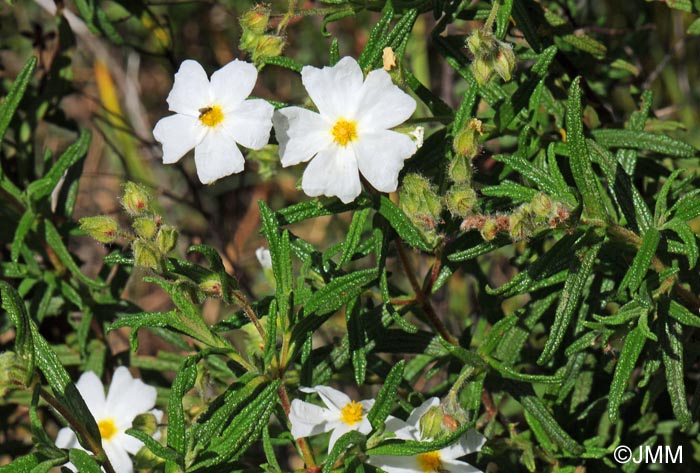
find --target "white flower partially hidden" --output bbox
[273,56,417,203]
[255,246,272,269]
[153,59,274,184]
[289,385,375,453]
[368,398,486,473]
[55,367,162,473]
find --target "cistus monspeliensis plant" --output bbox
[2,0,700,472]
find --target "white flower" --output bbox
[255,246,272,269]
[289,385,375,453]
[55,367,163,473]
[273,56,417,203]
[153,59,274,184]
[368,398,486,473]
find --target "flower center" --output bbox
[340,400,363,426]
[199,105,224,128]
[98,418,118,441]
[417,451,442,472]
[331,118,358,146]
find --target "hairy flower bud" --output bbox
[480,218,499,241]
[79,216,119,243]
[509,205,535,241]
[400,174,443,245]
[493,43,516,82]
[531,192,555,218]
[252,35,285,62]
[132,413,159,436]
[452,118,483,164]
[156,225,178,254]
[133,240,162,271]
[132,217,158,240]
[471,56,492,85]
[445,185,478,218]
[240,4,271,35]
[121,182,151,216]
[419,406,444,440]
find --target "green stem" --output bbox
[484,1,500,31]
[233,290,267,344]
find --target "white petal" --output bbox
[441,429,487,460]
[289,399,334,438]
[356,417,373,435]
[355,130,416,192]
[106,367,157,427]
[224,99,274,150]
[104,441,133,473]
[383,417,418,441]
[300,386,351,412]
[356,69,416,130]
[166,60,211,116]
[75,371,107,419]
[444,459,484,473]
[327,424,352,453]
[153,114,205,164]
[210,59,258,111]
[256,247,272,269]
[301,147,362,203]
[406,397,440,429]
[367,455,418,473]
[301,57,364,119]
[194,131,245,184]
[55,427,79,449]
[118,431,146,455]
[273,107,332,167]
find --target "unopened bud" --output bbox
[452,118,483,163]
[252,35,285,61]
[471,56,492,85]
[419,406,444,441]
[240,4,270,35]
[445,186,478,218]
[132,217,158,239]
[121,182,151,216]
[531,192,554,218]
[480,218,499,241]
[509,205,535,241]
[132,413,159,436]
[133,240,162,271]
[466,30,497,58]
[493,43,516,82]
[199,277,223,296]
[79,216,119,244]
[155,225,178,254]
[400,174,443,245]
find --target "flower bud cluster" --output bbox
[466,28,516,84]
[444,118,483,219]
[239,4,285,64]
[80,182,179,272]
[400,173,443,247]
[461,192,571,241]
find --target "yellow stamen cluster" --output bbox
[331,118,358,146]
[417,451,442,472]
[199,105,224,128]
[340,400,364,426]
[98,418,118,441]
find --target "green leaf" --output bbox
[566,77,604,219]
[368,360,405,429]
[303,268,378,316]
[26,130,92,202]
[496,0,514,38]
[667,299,700,327]
[322,430,366,473]
[481,180,538,203]
[357,1,394,68]
[259,56,304,72]
[339,208,371,266]
[608,326,646,423]
[44,219,104,289]
[592,129,697,158]
[662,320,691,429]
[67,450,102,473]
[617,227,660,296]
[378,196,433,252]
[366,422,474,456]
[538,242,600,364]
[0,56,37,142]
[662,219,698,268]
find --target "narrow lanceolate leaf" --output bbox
[662,219,698,268]
[357,1,394,68]
[591,129,697,158]
[26,130,92,202]
[377,196,432,251]
[566,77,604,219]
[303,268,378,316]
[608,326,646,423]
[11,210,35,263]
[68,450,102,473]
[259,201,294,324]
[339,208,371,266]
[667,299,700,327]
[662,320,692,429]
[368,360,405,430]
[617,227,660,296]
[538,242,600,365]
[44,220,104,289]
[496,0,514,38]
[0,56,37,142]
[167,355,200,460]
